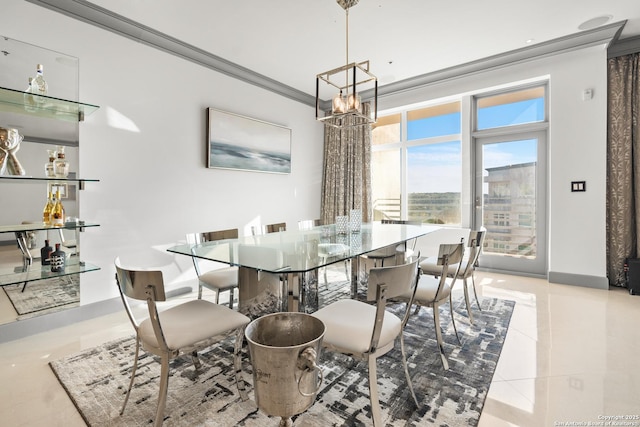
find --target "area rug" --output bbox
[50,294,514,426]
[3,274,80,319]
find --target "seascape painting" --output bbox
[207,108,291,174]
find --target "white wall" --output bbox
[2,0,324,305]
[378,45,609,286]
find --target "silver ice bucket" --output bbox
[245,312,325,424]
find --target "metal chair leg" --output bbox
[432,306,449,370]
[154,354,170,427]
[400,332,419,407]
[233,328,249,401]
[191,350,201,370]
[462,278,474,325]
[120,338,141,415]
[448,295,462,345]
[229,288,235,309]
[367,356,383,426]
[471,274,482,310]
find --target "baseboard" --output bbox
[0,297,121,344]
[548,271,609,290]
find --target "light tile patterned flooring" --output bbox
[1,269,639,426]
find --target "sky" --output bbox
[404,98,542,193]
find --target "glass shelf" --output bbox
[0,259,100,287]
[0,86,99,122]
[0,176,99,184]
[0,222,99,234]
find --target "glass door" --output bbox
[474,131,547,275]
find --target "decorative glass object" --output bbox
[350,209,362,233]
[40,239,53,266]
[32,63,48,95]
[24,77,37,113]
[45,149,56,177]
[51,189,65,226]
[54,145,69,178]
[50,243,65,273]
[336,215,348,235]
[0,127,26,176]
[42,190,53,225]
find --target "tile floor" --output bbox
[1,270,639,426]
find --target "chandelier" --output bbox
[316,0,378,128]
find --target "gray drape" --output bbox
[320,102,373,225]
[607,52,640,287]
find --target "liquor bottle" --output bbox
[53,146,69,178]
[51,189,65,227]
[32,64,48,95]
[45,149,56,177]
[40,239,53,266]
[50,243,65,272]
[42,190,54,226]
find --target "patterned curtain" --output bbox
[320,102,373,225]
[607,53,640,287]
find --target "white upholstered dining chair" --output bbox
[311,257,421,426]
[114,257,250,427]
[404,242,464,370]
[186,228,239,308]
[419,230,485,324]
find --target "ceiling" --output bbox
[30,0,640,104]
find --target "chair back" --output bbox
[298,219,320,230]
[381,219,422,226]
[266,222,286,233]
[366,256,420,354]
[366,256,420,302]
[460,230,484,278]
[432,242,465,300]
[186,228,239,275]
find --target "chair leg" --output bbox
[462,278,474,325]
[367,355,383,427]
[471,274,482,311]
[399,332,419,407]
[448,294,462,345]
[229,288,235,309]
[120,338,141,415]
[154,354,170,427]
[197,281,203,300]
[191,350,201,370]
[432,306,449,371]
[233,328,249,401]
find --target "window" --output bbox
[372,102,462,224]
[476,87,545,130]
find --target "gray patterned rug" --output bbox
[3,274,79,319]
[49,293,514,426]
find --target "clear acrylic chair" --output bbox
[311,257,421,426]
[114,257,250,426]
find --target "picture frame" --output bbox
[207,108,292,174]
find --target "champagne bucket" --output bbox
[245,312,325,424]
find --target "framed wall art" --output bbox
[207,108,292,174]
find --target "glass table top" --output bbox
[167,222,439,273]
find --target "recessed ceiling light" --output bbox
[578,15,613,31]
[526,39,534,44]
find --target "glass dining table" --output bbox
[167,222,439,317]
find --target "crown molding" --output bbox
[608,35,640,58]
[27,1,628,110]
[25,0,316,107]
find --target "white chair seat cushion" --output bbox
[311,299,401,355]
[140,299,249,350]
[419,257,467,277]
[199,266,238,290]
[409,275,452,304]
